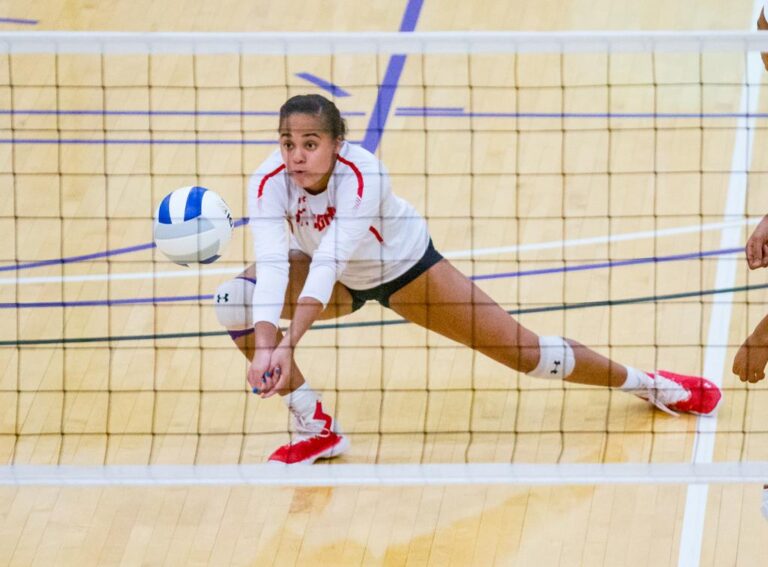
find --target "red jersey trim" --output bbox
[369,226,384,243]
[336,155,364,199]
[257,163,286,198]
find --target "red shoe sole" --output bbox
[268,433,350,465]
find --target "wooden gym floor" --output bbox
[0,0,767,565]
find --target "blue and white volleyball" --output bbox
[153,186,233,265]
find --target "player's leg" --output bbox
[213,250,352,464]
[387,258,623,386]
[387,259,721,415]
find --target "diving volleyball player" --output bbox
[214,94,721,464]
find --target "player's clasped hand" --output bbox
[256,366,280,397]
[247,344,293,398]
[260,344,293,398]
[733,335,768,383]
[746,215,768,270]
[247,346,273,394]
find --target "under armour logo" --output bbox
[216,293,229,303]
[551,360,561,375]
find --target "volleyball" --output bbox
[153,186,233,266]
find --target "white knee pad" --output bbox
[213,276,255,331]
[527,335,575,380]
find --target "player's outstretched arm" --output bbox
[733,313,768,383]
[746,215,768,270]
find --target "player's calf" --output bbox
[524,336,722,416]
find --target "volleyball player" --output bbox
[734,214,768,520]
[214,94,722,465]
[733,215,768,383]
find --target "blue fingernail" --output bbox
[264,371,272,378]
[252,387,259,394]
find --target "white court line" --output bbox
[0,217,757,287]
[0,265,245,286]
[2,462,768,487]
[676,11,763,567]
[442,218,756,259]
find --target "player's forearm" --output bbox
[281,297,323,347]
[750,313,768,343]
[759,8,768,30]
[254,321,279,348]
[757,214,768,233]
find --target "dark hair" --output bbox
[279,94,347,139]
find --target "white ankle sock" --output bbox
[619,366,655,392]
[762,486,768,520]
[281,382,319,418]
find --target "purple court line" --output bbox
[397,106,464,112]
[394,110,768,119]
[360,0,424,152]
[471,247,743,281]
[1,246,745,310]
[0,217,249,273]
[3,242,156,272]
[399,0,423,31]
[294,73,351,97]
[0,17,38,25]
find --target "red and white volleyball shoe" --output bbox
[267,401,349,465]
[636,370,722,416]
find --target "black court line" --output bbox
[3,282,766,347]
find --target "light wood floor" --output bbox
[1,0,768,565]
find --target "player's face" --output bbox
[279,113,342,192]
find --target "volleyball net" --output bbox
[2,30,768,484]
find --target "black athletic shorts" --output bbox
[344,239,444,312]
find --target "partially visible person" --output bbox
[733,215,768,383]
[753,3,768,521]
[759,1,768,70]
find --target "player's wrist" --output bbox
[276,334,294,350]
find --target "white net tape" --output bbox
[2,30,768,55]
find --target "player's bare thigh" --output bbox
[387,259,539,371]
[238,250,355,321]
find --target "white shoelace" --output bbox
[290,407,331,440]
[635,373,691,416]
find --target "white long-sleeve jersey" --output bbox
[248,141,430,327]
